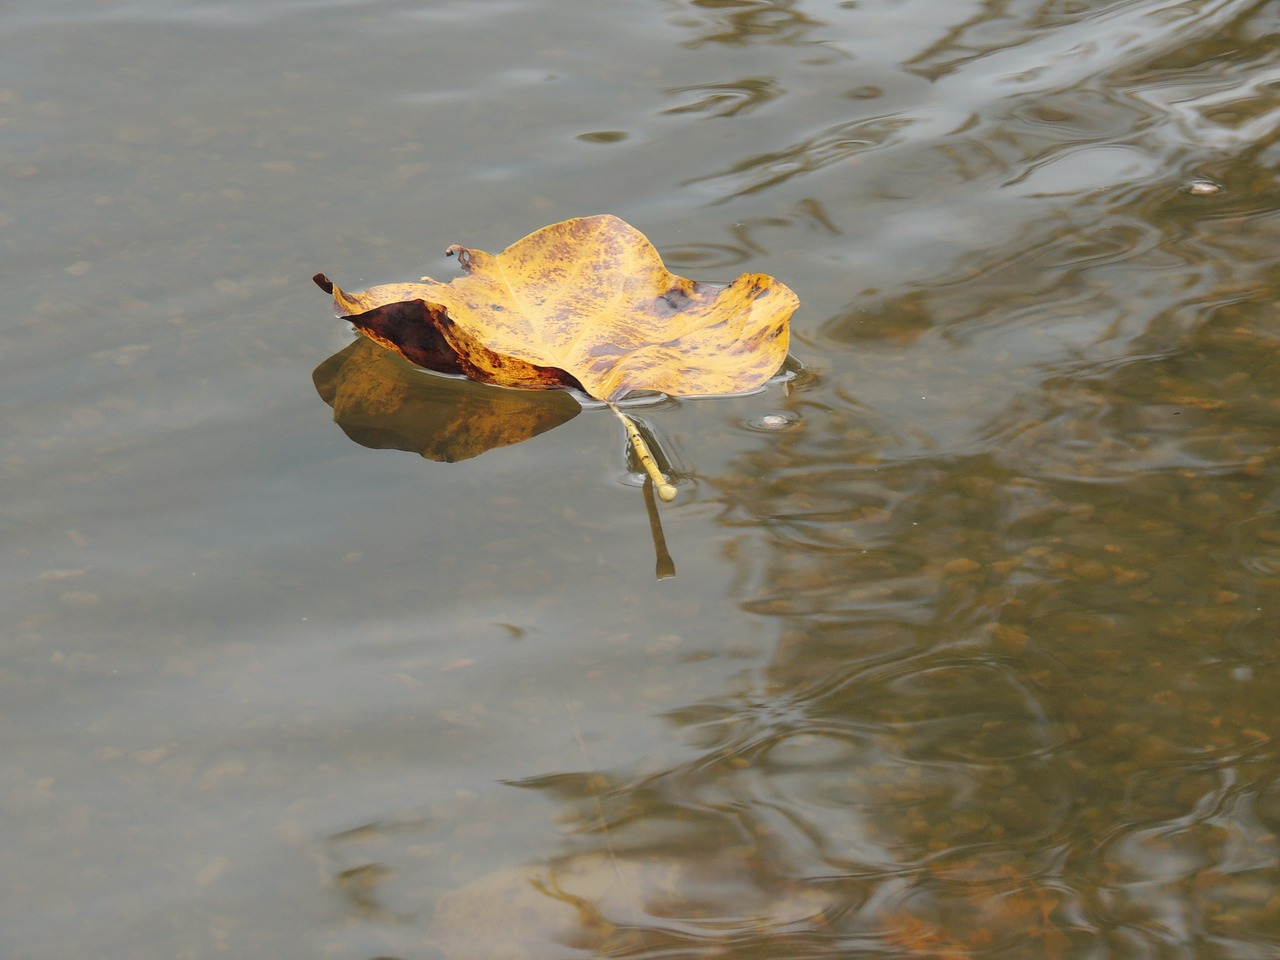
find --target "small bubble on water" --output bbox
[746,411,801,432]
[1186,178,1221,196]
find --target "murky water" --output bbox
[4,0,1279,957]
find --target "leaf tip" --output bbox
[313,273,334,295]
[445,244,475,272]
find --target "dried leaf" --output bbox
[316,214,797,402]
[315,215,799,519]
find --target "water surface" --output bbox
[3,0,1279,957]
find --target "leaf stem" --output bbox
[609,404,677,502]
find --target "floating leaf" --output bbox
[315,214,796,403]
[316,214,798,511]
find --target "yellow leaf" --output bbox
[318,215,797,403]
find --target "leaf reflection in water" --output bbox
[313,338,580,463]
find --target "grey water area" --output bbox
[4,0,1279,957]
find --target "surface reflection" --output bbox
[313,339,581,462]
[686,115,915,201]
[662,198,841,270]
[666,0,837,50]
[695,263,1280,959]
[663,76,785,119]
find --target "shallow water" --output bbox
[3,0,1279,957]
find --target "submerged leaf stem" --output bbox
[609,404,677,502]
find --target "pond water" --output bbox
[4,0,1279,957]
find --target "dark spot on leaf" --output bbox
[346,300,467,375]
[653,287,693,317]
